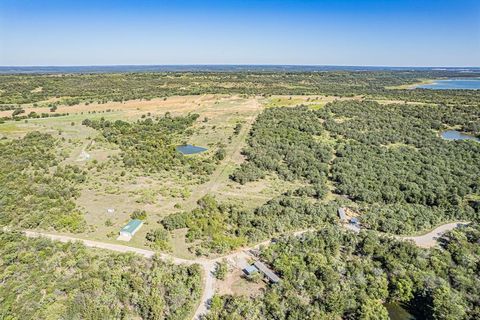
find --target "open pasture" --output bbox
[0,94,308,256]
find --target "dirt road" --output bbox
[22,222,466,319]
[24,230,197,264]
[182,101,261,210]
[192,262,216,320]
[23,230,216,319]
[401,222,469,248]
[22,227,310,320]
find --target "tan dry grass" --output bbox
[215,269,265,297]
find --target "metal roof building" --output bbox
[338,207,347,221]
[120,219,144,237]
[254,261,281,283]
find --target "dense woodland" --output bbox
[205,223,480,320]
[0,231,202,320]
[1,71,480,106]
[83,113,214,175]
[322,101,480,233]
[230,102,479,235]
[231,106,332,188]
[0,132,86,232]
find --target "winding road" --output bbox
[400,222,469,248]
[21,222,467,319]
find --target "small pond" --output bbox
[176,144,208,155]
[416,78,480,90]
[385,303,415,320]
[441,130,480,142]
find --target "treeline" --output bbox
[83,113,215,175]
[161,194,337,255]
[206,224,480,320]
[0,110,70,124]
[1,71,479,105]
[376,88,480,107]
[0,231,202,320]
[322,100,480,144]
[0,132,86,232]
[323,101,480,233]
[331,141,478,206]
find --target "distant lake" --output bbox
[176,144,208,155]
[441,130,480,142]
[416,78,480,90]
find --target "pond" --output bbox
[384,303,415,320]
[176,144,208,155]
[441,130,480,142]
[416,78,480,90]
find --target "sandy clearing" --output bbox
[215,268,265,297]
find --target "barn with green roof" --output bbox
[119,219,144,238]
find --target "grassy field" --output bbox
[0,94,313,257]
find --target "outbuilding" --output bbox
[338,207,347,221]
[119,219,144,238]
[254,261,281,283]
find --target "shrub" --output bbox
[131,209,147,220]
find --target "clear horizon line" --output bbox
[1,63,479,68]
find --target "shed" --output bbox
[338,207,347,221]
[244,265,259,275]
[254,261,281,283]
[120,219,144,237]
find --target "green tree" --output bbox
[146,227,171,250]
[131,209,147,220]
[390,276,414,302]
[213,260,228,280]
[432,285,466,320]
[358,299,389,320]
[214,148,226,161]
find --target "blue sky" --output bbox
[0,0,479,66]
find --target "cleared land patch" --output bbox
[0,95,292,257]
